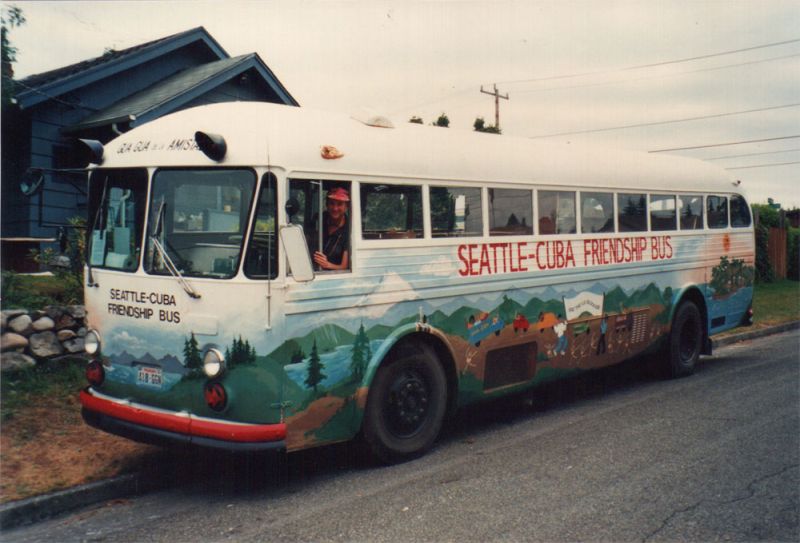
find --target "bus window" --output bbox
[730,195,751,227]
[580,192,614,233]
[87,169,147,271]
[145,169,256,279]
[679,195,703,230]
[618,193,647,232]
[707,195,728,229]
[244,174,278,278]
[650,194,677,231]
[489,188,533,236]
[430,186,483,238]
[289,179,352,271]
[361,182,423,239]
[538,190,576,235]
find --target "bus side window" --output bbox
[618,193,647,232]
[650,194,677,231]
[244,174,278,278]
[580,192,614,234]
[707,195,728,229]
[679,195,703,230]
[730,195,751,227]
[538,190,576,235]
[360,182,423,239]
[289,179,352,272]
[430,186,483,237]
[489,188,533,236]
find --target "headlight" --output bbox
[85,330,101,355]
[203,348,225,378]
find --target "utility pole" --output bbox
[480,84,509,130]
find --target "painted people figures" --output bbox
[313,187,350,271]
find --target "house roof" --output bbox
[65,53,299,132]
[14,27,229,109]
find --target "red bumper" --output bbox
[80,389,286,446]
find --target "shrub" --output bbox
[754,223,774,283]
[788,226,799,281]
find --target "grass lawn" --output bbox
[751,279,800,327]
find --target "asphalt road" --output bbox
[4,330,799,542]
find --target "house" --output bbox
[1,26,298,271]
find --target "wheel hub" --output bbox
[385,371,430,437]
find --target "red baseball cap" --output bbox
[327,187,350,202]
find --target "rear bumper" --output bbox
[80,388,286,453]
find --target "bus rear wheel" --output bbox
[363,345,447,464]
[665,300,703,378]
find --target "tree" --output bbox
[183,333,201,371]
[408,116,423,124]
[432,113,449,127]
[350,323,371,381]
[305,340,326,393]
[1,5,25,107]
[473,116,501,134]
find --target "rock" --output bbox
[56,314,76,330]
[32,310,46,319]
[1,332,28,351]
[29,331,64,358]
[67,305,86,319]
[63,338,85,354]
[45,306,64,320]
[0,313,5,330]
[57,329,77,341]
[32,317,55,332]
[77,327,87,337]
[2,309,27,320]
[8,314,33,335]
[1,352,36,372]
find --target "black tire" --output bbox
[362,345,447,464]
[665,300,703,378]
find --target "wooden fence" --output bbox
[768,227,788,280]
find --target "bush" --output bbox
[1,270,83,309]
[788,227,799,281]
[754,223,774,283]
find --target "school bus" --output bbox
[79,102,755,462]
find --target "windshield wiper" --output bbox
[148,200,201,299]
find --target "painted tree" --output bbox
[473,116,501,134]
[183,333,201,371]
[408,116,423,124]
[305,340,326,393]
[350,323,371,381]
[432,113,449,127]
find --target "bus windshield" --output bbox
[144,169,256,279]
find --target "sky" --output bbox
[5,0,800,208]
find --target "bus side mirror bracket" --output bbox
[279,224,314,282]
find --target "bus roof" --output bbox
[100,102,741,195]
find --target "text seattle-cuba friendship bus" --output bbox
[78,102,755,463]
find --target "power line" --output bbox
[529,103,800,139]
[706,148,800,161]
[514,52,800,96]
[494,37,800,85]
[649,135,800,153]
[725,161,800,170]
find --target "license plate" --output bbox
[137,366,163,388]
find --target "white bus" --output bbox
[79,102,755,462]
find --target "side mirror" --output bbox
[284,197,301,222]
[279,224,314,282]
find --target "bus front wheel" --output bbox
[665,300,703,378]
[363,345,447,464]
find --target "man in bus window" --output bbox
[313,187,350,271]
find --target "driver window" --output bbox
[288,179,352,272]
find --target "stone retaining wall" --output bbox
[1,306,87,372]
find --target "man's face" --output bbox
[327,198,347,220]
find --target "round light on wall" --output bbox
[202,348,225,378]
[84,330,101,355]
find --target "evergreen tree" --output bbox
[305,340,325,393]
[350,323,371,381]
[183,333,201,371]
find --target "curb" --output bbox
[712,321,799,348]
[2,321,798,530]
[0,472,164,530]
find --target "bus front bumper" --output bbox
[80,388,287,453]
